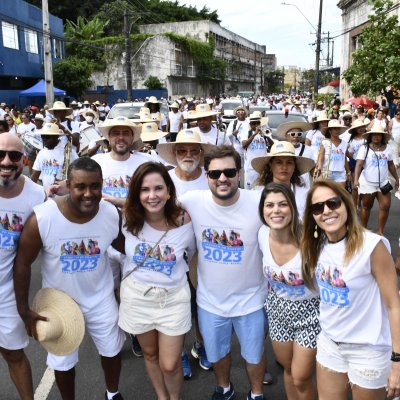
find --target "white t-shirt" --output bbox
[150,112,167,129]
[321,139,348,172]
[226,119,249,158]
[348,137,365,158]
[316,231,391,349]
[123,221,196,289]
[0,178,45,305]
[92,151,155,198]
[35,199,119,313]
[356,144,393,184]
[305,129,325,161]
[33,141,78,189]
[168,110,182,132]
[258,225,318,301]
[194,126,231,146]
[169,168,208,197]
[179,190,266,317]
[17,122,35,136]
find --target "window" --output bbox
[24,29,38,54]
[2,22,19,50]
[53,38,63,59]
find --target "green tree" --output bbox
[264,69,285,93]
[144,76,163,89]
[343,0,400,103]
[65,16,108,41]
[53,56,93,99]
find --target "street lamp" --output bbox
[281,1,323,97]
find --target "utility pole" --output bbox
[331,40,334,66]
[124,11,133,102]
[314,0,323,97]
[42,0,54,105]
[254,43,257,94]
[326,31,330,67]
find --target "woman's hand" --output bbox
[387,362,400,399]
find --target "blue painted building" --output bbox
[0,0,64,106]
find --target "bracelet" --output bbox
[391,352,400,362]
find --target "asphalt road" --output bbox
[1,189,400,400]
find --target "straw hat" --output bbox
[94,100,101,106]
[251,141,315,175]
[169,102,180,109]
[141,122,168,142]
[39,122,64,136]
[348,119,369,135]
[189,104,219,119]
[326,119,347,135]
[49,101,72,116]
[80,109,99,120]
[98,116,141,141]
[276,121,311,141]
[340,104,351,112]
[131,107,154,123]
[145,96,162,106]
[363,123,391,138]
[233,106,248,116]
[83,100,90,106]
[314,111,330,123]
[184,110,198,121]
[247,111,269,127]
[32,288,85,356]
[156,128,215,166]
[34,113,45,121]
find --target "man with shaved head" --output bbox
[0,133,45,399]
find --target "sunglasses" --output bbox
[175,148,201,157]
[287,131,302,138]
[207,168,238,179]
[0,150,24,162]
[310,196,342,216]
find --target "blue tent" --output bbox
[19,79,66,97]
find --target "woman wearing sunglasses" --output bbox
[258,183,319,400]
[252,141,315,219]
[353,125,399,236]
[301,180,400,400]
[118,161,196,400]
[5,114,17,135]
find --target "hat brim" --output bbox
[348,121,369,134]
[98,120,142,142]
[276,121,311,141]
[157,142,216,166]
[32,288,85,356]
[141,130,169,142]
[189,110,219,119]
[327,125,348,135]
[362,130,391,138]
[49,107,73,116]
[251,153,315,175]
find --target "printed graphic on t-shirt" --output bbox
[41,159,61,177]
[60,239,101,273]
[329,147,345,161]
[316,262,349,307]
[371,153,388,167]
[103,175,131,198]
[264,265,305,298]
[201,228,244,264]
[249,137,266,150]
[0,212,23,249]
[132,242,176,276]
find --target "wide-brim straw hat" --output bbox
[141,122,168,142]
[80,109,99,120]
[326,119,347,135]
[49,101,72,116]
[98,116,141,141]
[145,96,162,106]
[156,128,215,166]
[189,104,219,119]
[32,288,85,356]
[251,141,315,175]
[233,106,248,116]
[276,121,311,141]
[363,123,391,138]
[348,119,369,135]
[39,122,65,136]
[131,108,154,123]
[169,102,180,109]
[247,111,269,128]
[314,111,330,123]
[340,104,351,112]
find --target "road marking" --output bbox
[34,367,54,400]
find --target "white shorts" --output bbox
[316,331,391,389]
[119,278,191,336]
[359,174,388,195]
[322,170,346,182]
[47,293,125,371]
[0,300,28,350]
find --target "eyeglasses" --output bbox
[287,131,302,138]
[310,196,342,216]
[207,168,238,179]
[0,150,24,162]
[250,121,261,125]
[175,148,201,157]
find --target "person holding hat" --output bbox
[31,122,78,190]
[145,96,167,131]
[14,157,126,400]
[354,125,399,236]
[0,133,45,400]
[252,141,315,219]
[226,106,249,167]
[315,120,350,187]
[166,102,183,142]
[305,112,330,162]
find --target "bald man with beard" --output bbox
[0,133,45,399]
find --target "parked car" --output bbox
[106,101,169,120]
[249,108,308,140]
[220,98,244,125]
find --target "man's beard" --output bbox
[0,167,22,187]
[177,158,200,174]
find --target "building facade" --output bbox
[0,0,64,105]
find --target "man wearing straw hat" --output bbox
[226,106,249,167]
[145,96,167,131]
[14,157,126,400]
[166,102,183,142]
[0,133,45,400]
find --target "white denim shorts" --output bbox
[358,174,389,195]
[0,300,28,350]
[119,278,191,336]
[316,331,391,389]
[322,170,346,183]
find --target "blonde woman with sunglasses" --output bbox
[301,180,400,400]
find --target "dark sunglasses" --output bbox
[310,196,342,216]
[287,131,302,138]
[0,150,24,162]
[207,168,238,179]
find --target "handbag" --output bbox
[371,148,393,195]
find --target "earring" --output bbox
[314,224,319,239]
[166,194,171,200]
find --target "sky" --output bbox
[181,0,343,69]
